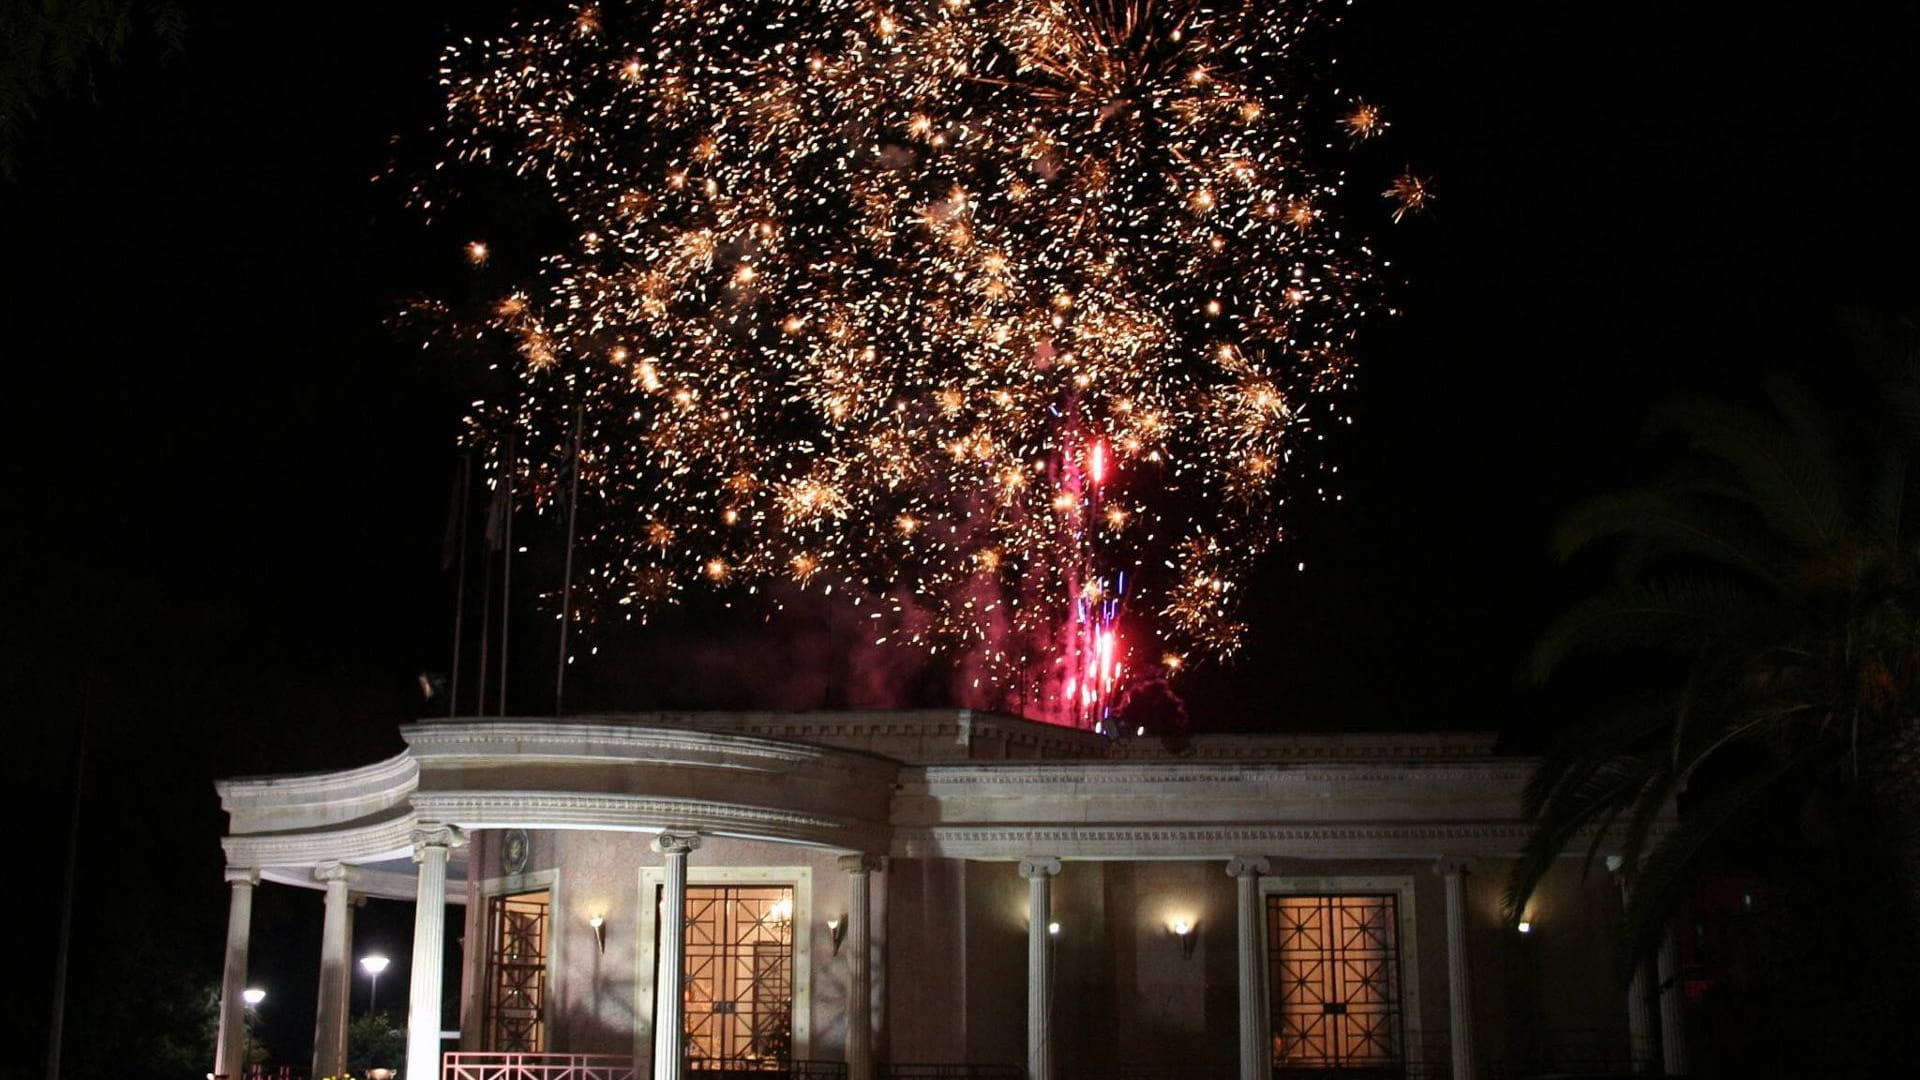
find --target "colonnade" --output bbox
[1008,853,1683,1080]
[214,844,1689,1080]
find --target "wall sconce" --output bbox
[590,913,606,954]
[1171,919,1198,959]
[827,916,846,956]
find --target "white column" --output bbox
[313,863,356,1080]
[1018,856,1061,1080]
[1435,858,1477,1080]
[215,868,259,1079]
[652,831,702,1080]
[1629,960,1655,1072]
[406,825,464,1080]
[1608,857,1654,1073]
[840,854,882,1080]
[1226,856,1271,1080]
[1657,927,1688,1075]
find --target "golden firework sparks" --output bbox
[1385,170,1433,222]
[425,0,1412,699]
[1344,101,1386,141]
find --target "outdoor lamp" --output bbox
[360,955,390,1015]
[1516,920,1533,935]
[1171,919,1198,958]
[1047,921,1061,937]
[590,913,606,954]
[239,989,266,1074]
[827,915,845,956]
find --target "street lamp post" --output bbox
[241,988,266,1079]
[359,955,390,1017]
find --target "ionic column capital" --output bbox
[410,823,466,857]
[224,866,261,887]
[314,861,358,885]
[1432,856,1472,878]
[1225,855,1270,879]
[838,853,886,876]
[1018,856,1062,879]
[652,830,702,856]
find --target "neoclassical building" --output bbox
[211,710,1683,1080]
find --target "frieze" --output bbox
[409,790,860,835]
[895,820,1665,859]
[903,763,1532,788]
[895,823,1534,859]
[221,813,419,867]
[910,824,1534,843]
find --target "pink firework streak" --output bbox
[1059,437,1128,732]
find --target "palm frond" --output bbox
[1530,577,1761,682]
[1652,395,1844,552]
[1617,753,1806,964]
[1506,705,1675,921]
[1505,752,1650,923]
[1552,486,1786,582]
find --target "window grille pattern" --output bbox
[486,891,550,1052]
[1268,894,1405,1072]
[682,885,795,1070]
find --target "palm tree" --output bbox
[0,0,186,176]
[1511,315,1920,965]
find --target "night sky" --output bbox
[5,1,1918,1073]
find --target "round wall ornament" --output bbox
[501,828,530,875]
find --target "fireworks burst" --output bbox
[423,0,1415,725]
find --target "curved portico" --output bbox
[213,711,1677,1080]
[217,716,896,1080]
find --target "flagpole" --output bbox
[498,426,515,716]
[448,452,472,718]
[45,684,86,1080]
[475,436,503,716]
[555,401,584,716]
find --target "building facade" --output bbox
[211,710,1680,1080]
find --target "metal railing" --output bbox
[686,1063,845,1078]
[879,1060,1029,1068]
[443,1052,642,1080]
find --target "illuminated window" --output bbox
[676,885,795,1069]
[1268,894,1405,1073]
[485,890,550,1052]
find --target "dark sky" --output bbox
[4,0,1918,1073]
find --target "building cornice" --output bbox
[895,822,1540,860]
[214,752,417,811]
[400,719,900,777]
[408,790,887,852]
